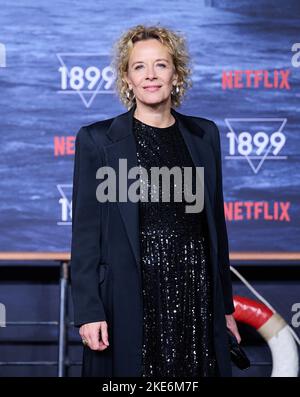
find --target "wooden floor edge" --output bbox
[0,252,300,261]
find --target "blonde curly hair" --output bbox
[110,24,193,110]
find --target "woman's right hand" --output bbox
[79,321,109,351]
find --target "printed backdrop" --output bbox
[0,0,299,254]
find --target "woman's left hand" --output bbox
[225,314,241,343]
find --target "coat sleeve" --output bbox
[210,121,235,315]
[70,126,107,327]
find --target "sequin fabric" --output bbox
[132,116,218,377]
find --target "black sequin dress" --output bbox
[132,116,218,377]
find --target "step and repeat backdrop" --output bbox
[1,0,299,255]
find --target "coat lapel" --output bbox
[104,104,217,277]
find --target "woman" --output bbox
[70,24,241,377]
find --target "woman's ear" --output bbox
[124,72,132,90]
[172,67,179,86]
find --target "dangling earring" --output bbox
[172,85,180,96]
[126,88,135,100]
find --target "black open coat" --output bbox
[70,103,235,377]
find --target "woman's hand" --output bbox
[79,321,109,351]
[225,314,241,343]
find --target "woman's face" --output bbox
[125,39,178,107]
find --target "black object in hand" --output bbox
[227,328,250,370]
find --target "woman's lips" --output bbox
[144,86,161,92]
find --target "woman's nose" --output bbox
[146,66,157,79]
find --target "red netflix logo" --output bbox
[225,201,291,222]
[222,69,290,90]
[54,136,75,156]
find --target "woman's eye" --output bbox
[134,63,166,70]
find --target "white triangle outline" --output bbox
[56,53,114,108]
[225,118,287,174]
